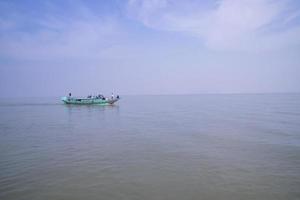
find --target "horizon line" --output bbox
[1,92,299,99]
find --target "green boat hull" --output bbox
[61,97,118,105]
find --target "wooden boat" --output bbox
[61,95,119,105]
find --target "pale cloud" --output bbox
[1,21,120,60]
[1,0,300,61]
[0,18,16,30]
[127,0,300,51]
[0,3,126,61]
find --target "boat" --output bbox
[61,94,119,105]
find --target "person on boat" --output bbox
[111,93,114,100]
[117,95,120,99]
[67,93,72,100]
[97,94,104,100]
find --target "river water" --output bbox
[0,94,300,200]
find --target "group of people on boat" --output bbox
[68,92,119,100]
[110,93,120,100]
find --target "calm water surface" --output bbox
[0,94,300,200]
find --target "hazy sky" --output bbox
[0,0,300,97]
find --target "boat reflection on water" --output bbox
[63,100,120,126]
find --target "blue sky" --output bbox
[0,0,300,97]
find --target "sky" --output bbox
[0,0,300,97]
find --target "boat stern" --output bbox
[61,96,69,103]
